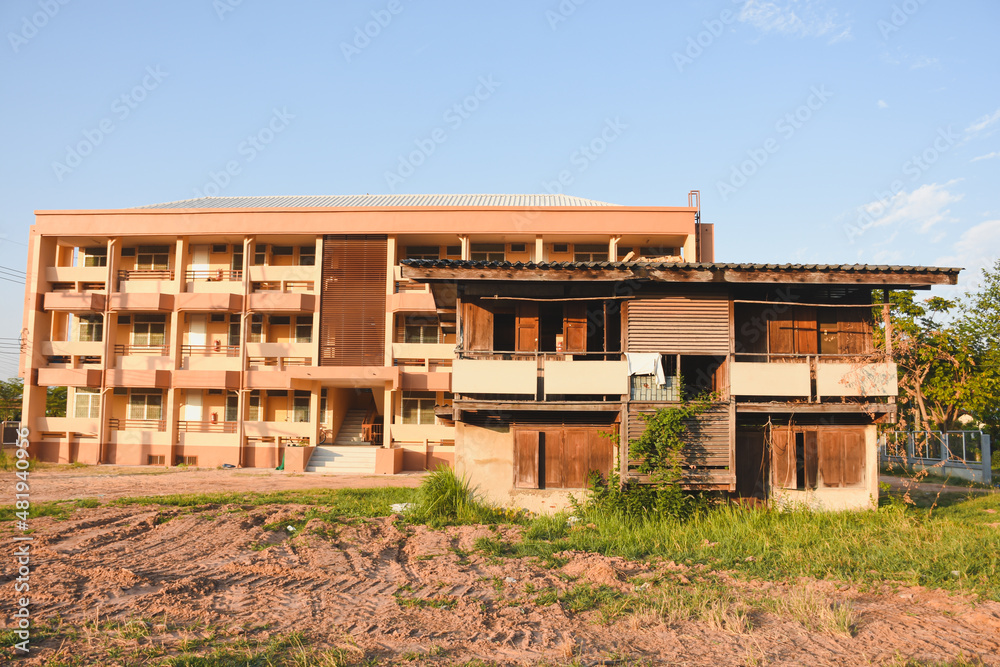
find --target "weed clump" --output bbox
[411,466,502,527]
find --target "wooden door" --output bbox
[516,303,539,352]
[770,425,796,489]
[564,303,587,353]
[514,430,539,489]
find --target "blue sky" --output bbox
[1,0,998,376]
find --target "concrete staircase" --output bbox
[305,409,376,474]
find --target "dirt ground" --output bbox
[2,501,1000,666]
[2,466,424,503]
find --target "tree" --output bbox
[958,259,1000,438]
[46,386,67,417]
[0,378,23,421]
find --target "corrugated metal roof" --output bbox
[400,259,963,274]
[135,194,616,209]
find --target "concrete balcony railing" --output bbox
[42,340,105,357]
[46,266,108,283]
[43,292,106,312]
[174,292,243,310]
[109,292,174,311]
[243,420,313,439]
[247,292,316,312]
[248,265,317,284]
[453,356,629,398]
[36,367,102,387]
[544,360,628,397]
[35,416,100,434]
[246,342,315,358]
[392,342,455,361]
[817,362,898,397]
[172,369,240,389]
[453,359,537,395]
[730,362,811,397]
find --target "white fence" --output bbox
[879,430,993,484]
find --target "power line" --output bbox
[0,277,24,286]
[0,265,26,275]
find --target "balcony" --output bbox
[730,361,811,397]
[817,362,898,397]
[392,342,455,361]
[108,418,166,432]
[178,420,237,433]
[389,283,435,312]
[544,360,628,397]
[36,367,102,387]
[174,293,243,310]
[400,371,452,392]
[248,265,317,284]
[41,341,104,357]
[173,370,240,389]
[109,292,174,311]
[180,344,241,371]
[106,369,171,388]
[35,416,100,434]
[243,421,313,439]
[115,344,172,371]
[453,359,536,395]
[118,269,177,294]
[46,266,108,283]
[247,292,316,312]
[246,342,314,358]
[43,292,106,312]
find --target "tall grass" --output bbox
[484,494,1000,599]
[411,466,500,527]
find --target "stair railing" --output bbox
[361,405,383,446]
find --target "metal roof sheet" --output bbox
[135,194,617,209]
[400,259,963,274]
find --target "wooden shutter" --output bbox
[794,307,818,355]
[735,429,766,498]
[564,303,587,353]
[770,426,796,489]
[516,303,539,352]
[463,300,493,351]
[514,430,540,489]
[768,310,795,356]
[626,291,729,354]
[320,235,386,366]
[563,429,589,488]
[818,429,844,487]
[843,430,866,486]
[542,430,563,488]
[587,428,614,483]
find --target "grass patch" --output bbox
[474,493,1000,599]
[111,486,419,517]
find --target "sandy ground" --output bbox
[1,504,999,666]
[2,466,424,503]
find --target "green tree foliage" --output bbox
[0,378,23,421]
[46,386,67,418]
[887,259,1000,435]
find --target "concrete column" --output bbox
[609,236,620,262]
[382,384,393,447]
[460,235,470,260]
[534,236,544,263]
[173,237,188,293]
[165,387,181,466]
[309,382,320,447]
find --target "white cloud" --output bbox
[877,100,888,109]
[910,56,939,70]
[966,108,1000,136]
[935,219,1000,293]
[859,181,963,233]
[971,151,1000,162]
[736,0,851,41]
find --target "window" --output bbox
[78,315,103,342]
[209,313,226,323]
[231,246,244,271]
[117,314,132,325]
[121,247,136,258]
[404,245,439,260]
[617,246,633,260]
[225,393,239,422]
[404,317,438,343]
[248,391,261,421]
[253,244,267,266]
[552,243,569,254]
[248,314,263,343]
[132,315,166,347]
[299,245,315,266]
[128,390,163,421]
[402,391,436,424]
[573,244,608,262]
[135,246,169,270]
[295,316,312,343]
[819,310,840,355]
[228,315,241,346]
[509,243,526,253]
[211,244,228,254]
[319,389,327,424]
[293,390,310,422]
[74,388,100,419]
[444,245,461,258]
[639,245,677,258]
[147,455,165,465]
[82,247,107,267]
[470,243,505,261]
[272,246,293,256]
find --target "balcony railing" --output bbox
[115,344,169,356]
[108,418,166,431]
[185,269,243,281]
[182,344,240,357]
[178,420,237,433]
[118,269,174,281]
[458,350,623,361]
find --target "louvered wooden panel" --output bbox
[626,404,732,484]
[320,235,387,366]
[626,292,730,354]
